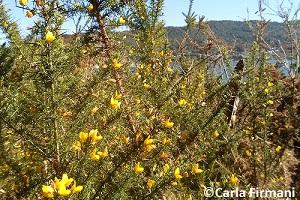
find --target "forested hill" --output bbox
[62,20,297,53]
[166,20,297,52]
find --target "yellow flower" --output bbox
[264,88,269,94]
[79,131,88,143]
[275,145,282,154]
[229,174,238,185]
[89,129,102,143]
[245,150,252,157]
[135,98,141,104]
[87,4,93,11]
[60,174,73,187]
[191,164,204,174]
[178,99,187,107]
[134,162,144,174]
[2,21,8,28]
[52,174,72,196]
[119,17,126,25]
[72,141,81,151]
[143,83,151,90]
[19,0,28,6]
[213,130,219,138]
[163,163,170,173]
[163,119,174,128]
[122,135,130,144]
[147,179,155,189]
[143,136,156,152]
[160,163,170,177]
[58,185,71,196]
[267,82,273,87]
[110,97,121,109]
[42,185,54,198]
[97,147,108,158]
[54,177,60,189]
[134,111,141,117]
[45,31,55,44]
[180,84,186,89]
[145,143,156,152]
[112,58,123,69]
[162,137,171,145]
[71,181,83,193]
[144,136,154,146]
[174,167,183,181]
[267,100,274,105]
[26,10,34,18]
[90,149,100,161]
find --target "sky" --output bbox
[163,0,300,26]
[2,0,300,34]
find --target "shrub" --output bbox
[0,0,299,199]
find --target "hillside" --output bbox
[166,20,296,53]
[61,21,297,53]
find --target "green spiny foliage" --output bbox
[0,0,299,200]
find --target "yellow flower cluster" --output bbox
[134,162,144,174]
[80,129,102,143]
[143,82,151,90]
[162,137,171,145]
[266,100,274,105]
[159,163,170,177]
[110,91,122,110]
[90,147,108,160]
[110,96,121,109]
[229,174,239,185]
[112,58,123,69]
[275,145,282,154]
[191,164,204,174]
[245,149,252,157]
[72,129,103,151]
[143,135,156,152]
[45,31,55,44]
[163,118,174,128]
[174,167,183,181]
[213,130,219,138]
[147,179,155,189]
[42,174,83,198]
[264,81,273,94]
[119,17,126,25]
[178,99,187,107]
[271,176,285,184]
[2,21,8,29]
[87,4,93,12]
[19,0,28,6]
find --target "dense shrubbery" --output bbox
[0,0,299,199]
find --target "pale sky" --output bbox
[2,0,300,35]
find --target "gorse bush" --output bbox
[0,0,299,199]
